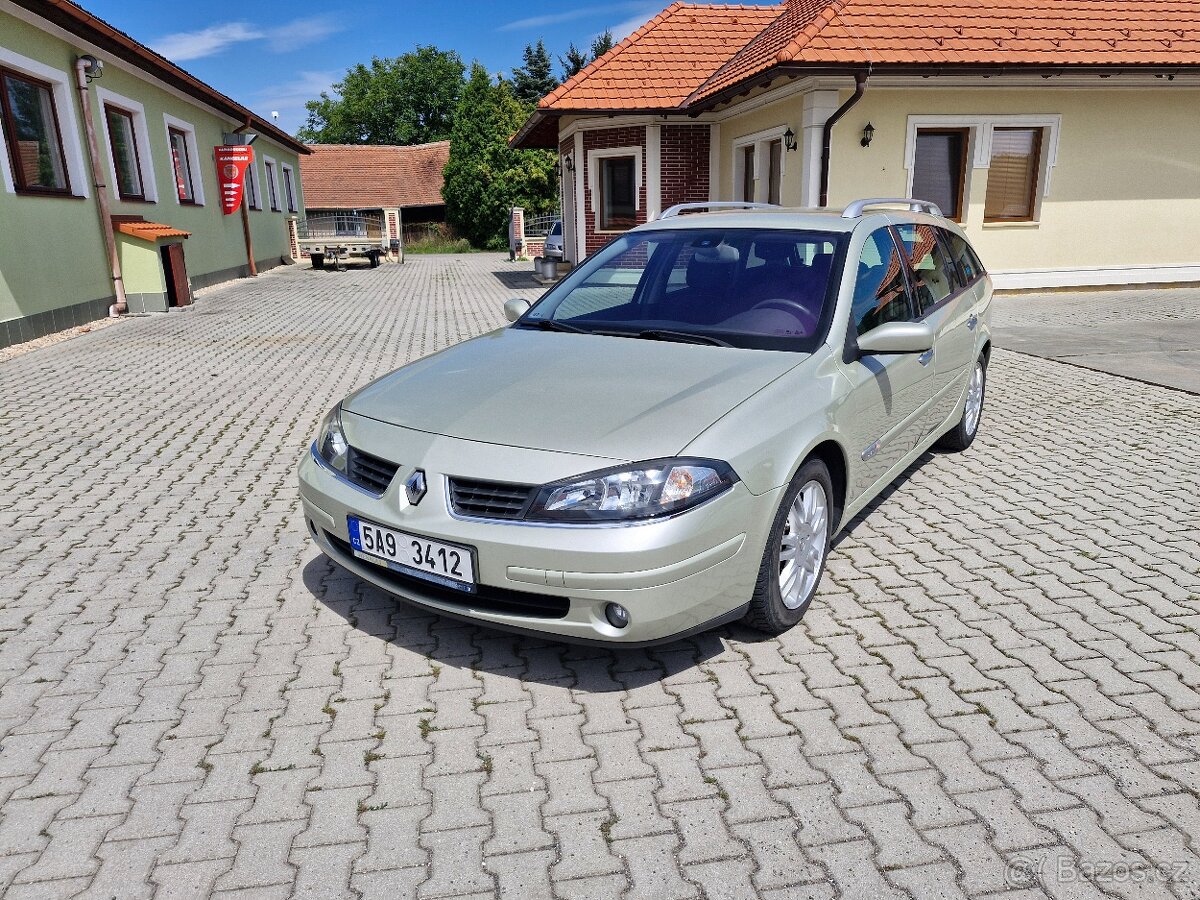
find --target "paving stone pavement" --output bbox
[2,254,1200,900]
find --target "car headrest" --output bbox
[687,244,739,291]
[755,242,792,264]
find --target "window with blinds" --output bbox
[985,127,1042,221]
[912,129,967,221]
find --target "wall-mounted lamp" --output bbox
[860,122,875,148]
[783,127,797,152]
[78,54,103,82]
[554,160,562,178]
[564,154,575,173]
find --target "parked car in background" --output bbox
[298,199,992,645]
[543,220,564,259]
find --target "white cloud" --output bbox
[152,22,262,62]
[499,7,623,32]
[267,18,343,53]
[152,17,340,63]
[253,70,339,135]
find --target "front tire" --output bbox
[937,353,987,452]
[743,459,833,635]
[310,253,325,270]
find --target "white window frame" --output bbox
[244,155,261,210]
[96,87,158,202]
[732,125,790,204]
[587,145,642,233]
[280,162,298,212]
[262,153,281,211]
[0,46,89,197]
[162,113,205,206]
[903,114,1061,224]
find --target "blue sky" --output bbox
[84,1,780,137]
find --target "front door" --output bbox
[839,226,935,501]
[161,242,192,308]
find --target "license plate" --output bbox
[347,517,476,592]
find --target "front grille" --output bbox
[347,447,399,494]
[323,531,569,618]
[449,477,537,520]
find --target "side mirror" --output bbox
[503,298,531,323]
[856,321,935,355]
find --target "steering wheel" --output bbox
[749,299,818,334]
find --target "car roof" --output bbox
[634,206,966,238]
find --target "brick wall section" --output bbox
[661,124,711,211]
[582,126,647,257]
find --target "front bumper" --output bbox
[297,425,778,644]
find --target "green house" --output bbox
[0,1,310,348]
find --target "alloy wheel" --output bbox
[778,480,829,610]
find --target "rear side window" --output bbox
[550,221,562,236]
[852,228,912,336]
[940,228,985,284]
[895,223,958,315]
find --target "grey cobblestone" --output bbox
[1,258,1197,897]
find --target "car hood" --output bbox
[344,327,808,460]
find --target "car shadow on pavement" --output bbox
[831,449,937,549]
[302,556,728,691]
[490,269,542,292]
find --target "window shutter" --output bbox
[912,130,966,220]
[985,128,1041,220]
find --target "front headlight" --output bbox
[314,404,349,473]
[527,458,738,523]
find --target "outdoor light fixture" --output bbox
[78,54,103,82]
[861,122,876,147]
[783,127,797,152]
[554,160,562,178]
[564,154,575,173]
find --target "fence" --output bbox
[297,214,384,240]
[524,213,560,239]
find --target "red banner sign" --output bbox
[215,145,254,215]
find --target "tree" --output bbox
[559,43,589,81]
[298,46,465,145]
[590,30,615,61]
[443,63,558,250]
[511,40,559,107]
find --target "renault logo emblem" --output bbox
[404,469,427,506]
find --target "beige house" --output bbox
[513,0,1200,290]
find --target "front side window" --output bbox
[895,223,959,314]
[265,160,279,211]
[104,105,143,200]
[985,127,1042,221]
[168,128,195,203]
[599,156,636,231]
[912,129,967,221]
[520,227,844,351]
[852,228,912,336]
[0,68,70,193]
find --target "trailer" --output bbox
[296,213,400,270]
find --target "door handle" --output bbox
[918,349,934,366]
[967,314,978,331]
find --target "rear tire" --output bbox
[937,353,987,452]
[743,459,834,635]
[368,251,380,268]
[310,253,324,270]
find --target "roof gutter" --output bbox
[820,71,868,208]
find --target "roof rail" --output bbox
[842,198,944,219]
[657,201,780,220]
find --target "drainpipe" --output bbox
[234,118,257,276]
[74,56,127,316]
[819,70,869,208]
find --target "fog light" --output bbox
[605,603,630,629]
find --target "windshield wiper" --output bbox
[521,318,589,334]
[634,329,732,347]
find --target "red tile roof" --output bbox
[299,141,450,210]
[539,2,782,110]
[695,0,1200,102]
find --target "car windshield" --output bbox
[518,228,844,351]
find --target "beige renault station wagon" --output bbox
[298,199,992,645]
